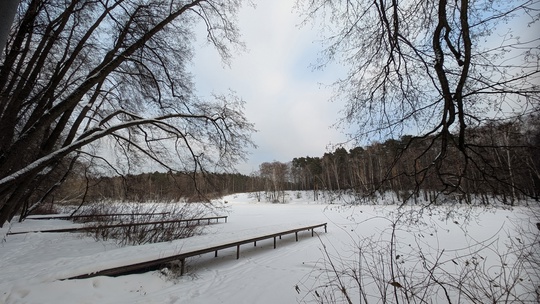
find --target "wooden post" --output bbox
[273,236,276,249]
[311,228,314,237]
[325,224,327,233]
[236,244,240,259]
[180,259,185,276]
[254,241,257,247]
[225,217,228,223]
[295,231,298,242]
[215,250,218,257]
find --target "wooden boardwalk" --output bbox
[8,216,228,235]
[26,212,171,220]
[68,222,327,279]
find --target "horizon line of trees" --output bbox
[47,115,539,209]
[292,115,540,204]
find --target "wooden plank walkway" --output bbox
[8,216,228,235]
[26,212,171,220]
[68,222,327,279]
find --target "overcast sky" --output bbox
[191,0,349,174]
[190,1,539,175]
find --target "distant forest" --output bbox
[53,116,539,206]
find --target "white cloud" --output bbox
[190,0,347,174]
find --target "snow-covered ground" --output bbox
[0,192,537,303]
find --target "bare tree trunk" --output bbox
[0,0,18,57]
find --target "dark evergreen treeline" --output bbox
[53,117,539,205]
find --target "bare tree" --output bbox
[297,0,540,198]
[259,161,290,203]
[294,2,539,302]
[0,0,255,227]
